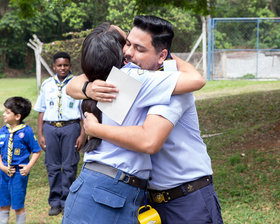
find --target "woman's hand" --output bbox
[84,112,99,136]
[87,80,119,102]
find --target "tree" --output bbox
[106,0,200,52]
[0,0,108,72]
[1,0,279,75]
[135,0,216,16]
[213,0,279,50]
[0,0,9,18]
[215,0,278,17]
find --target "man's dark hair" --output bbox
[133,15,174,53]
[4,97,32,122]
[80,22,125,152]
[53,52,71,63]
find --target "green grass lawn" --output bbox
[0,78,279,223]
[196,89,280,224]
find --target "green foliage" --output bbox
[214,31,233,49]
[135,0,216,16]
[1,0,280,74]
[10,0,41,18]
[0,56,5,73]
[106,0,200,52]
[216,0,277,18]
[242,74,255,79]
[0,73,6,78]
[213,0,280,50]
[42,38,84,76]
[151,6,200,52]
[0,0,108,71]
[213,19,280,50]
[61,0,109,31]
[0,10,30,69]
[61,2,88,30]
[106,0,138,31]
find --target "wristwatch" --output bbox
[82,81,90,99]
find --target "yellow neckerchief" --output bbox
[7,123,26,177]
[53,74,73,119]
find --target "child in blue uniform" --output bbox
[34,52,85,216]
[0,97,41,224]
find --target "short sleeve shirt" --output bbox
[34,74,82,121]
[0,124,41,166]
[84,64,181,179]
[147,94,213,190]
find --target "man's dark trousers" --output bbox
[150,184,223,224]
[43,122,80,208]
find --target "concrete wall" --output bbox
[175,51,280,79]
[216,51,280,79]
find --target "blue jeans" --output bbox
[62,167,145,224]
[150,183,223,224]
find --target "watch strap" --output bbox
[82,81,90,99]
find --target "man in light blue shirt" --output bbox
[63,20,204,224]
[77,16,223,224]
[34,52,86,216]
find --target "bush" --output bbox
[41,30,94,76]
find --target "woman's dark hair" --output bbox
[81,23,124,82]
[80,22,125,152]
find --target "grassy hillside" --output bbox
[0,78,279,223]
[197,89,280,223]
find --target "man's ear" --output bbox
[158,49,168,65]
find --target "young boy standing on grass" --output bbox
[34,52,85,216]
[0,97,41,224]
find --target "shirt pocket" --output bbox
[13,141,25,157]
[92,187,126,208]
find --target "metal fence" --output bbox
[207,17,280,80]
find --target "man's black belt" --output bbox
[45,119,80,128]
[84,162,147,190]
[148,175,212,203]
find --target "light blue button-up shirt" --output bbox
[34,74,82,121]
[148,93,213,190]
[84,63,181,179]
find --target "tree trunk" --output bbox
[0,0,9,18]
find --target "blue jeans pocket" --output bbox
[92,187,126,208]
[89,187,127,224]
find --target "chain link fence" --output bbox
[208,18,280,80]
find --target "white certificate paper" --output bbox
[97,66,142,125]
